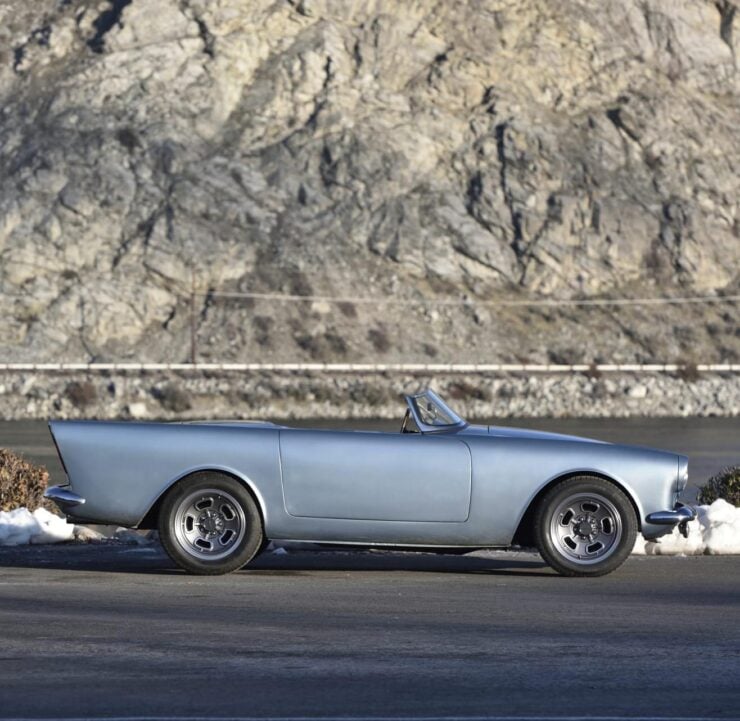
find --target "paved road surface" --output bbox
[0,544,738,719]
[0,418,738,719]
[2,416,740,501]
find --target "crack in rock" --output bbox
[87,0,133,54]
[12,24,52,73]
[716,0,737,54]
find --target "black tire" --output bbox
[533,476,637,577]
[158,471,263,575]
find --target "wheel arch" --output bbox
[136,467,268,532]
[511,469,642,548]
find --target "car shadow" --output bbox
[0,543,554,577]
[249,547,554,577]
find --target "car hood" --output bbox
[484,425,607,444]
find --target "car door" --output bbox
[278,430,472,523]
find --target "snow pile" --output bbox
[0,509,160,547]
[1,501,738,555]
[633,499,740,555]
[0,507,75,546]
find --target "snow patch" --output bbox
[3,500,738,556]
[113,527,151,546]
[73,525,105,542]
[0,508,158,547]
[0,507,75,546]
[633,499,740,555]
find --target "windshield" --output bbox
[407,390,465,429]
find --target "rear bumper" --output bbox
[44,485,86,511]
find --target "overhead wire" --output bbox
[3,256,739,309]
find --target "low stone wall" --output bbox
[0,371,739,420]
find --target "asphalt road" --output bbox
[0,544,738,719]
[1,418,739,720]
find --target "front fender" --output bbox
[462,435,679,545]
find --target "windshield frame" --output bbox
[404,389,468,434]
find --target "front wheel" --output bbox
[534,476,637,577]
[158,472,263,575]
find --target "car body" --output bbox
[46,389,695,576]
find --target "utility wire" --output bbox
[3,257,739,309]
[195,290,740,308]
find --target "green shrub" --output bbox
[697,466,740,507]
[0,449,49,511]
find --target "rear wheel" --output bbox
[159,472,263,575]
[534,476,637,577]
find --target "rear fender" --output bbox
[136,465,267,529]
[48,420,280,528]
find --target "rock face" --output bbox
[0,0,738,365]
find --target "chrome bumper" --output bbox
[646,503,696,538]
[44,485,86,510]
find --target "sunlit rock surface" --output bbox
[0,0,738,364]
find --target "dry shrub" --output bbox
[338,302,357,318]
[66,380,98,408]
[295,333,320,357]
[0,449,49,511]
[368,327,391,353]
[325,331,348,356]
[584,363,602,380]
[697,466,740,507]
[152,384,192,413]
[348,384,392,407]
[447,380,491,402]
[422,342,438,358]
[295,331,348,360]
[676,362,700,383]
[252,315,273,347]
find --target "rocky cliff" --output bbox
[1,0,738,365]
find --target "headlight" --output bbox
[677,455,689,494]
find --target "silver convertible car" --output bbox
[45,389,695,577]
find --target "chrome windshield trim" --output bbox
[405,389,467,434]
